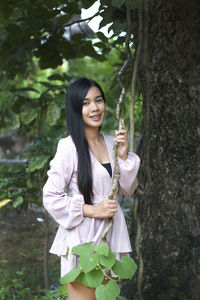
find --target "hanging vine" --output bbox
[102,8,132,241]
[129,2,145,300]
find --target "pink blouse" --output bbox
[43,134,140,257]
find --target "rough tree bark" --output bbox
[124,1,200,299]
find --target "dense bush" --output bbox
[0,268,67,300]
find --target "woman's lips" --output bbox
[89,114,101,121]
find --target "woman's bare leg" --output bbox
[67,281,96,300]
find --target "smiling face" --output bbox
[82,86,106,130]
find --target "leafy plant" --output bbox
[0,268,39,300]
[60,242,137,300]
[0,267,68,300]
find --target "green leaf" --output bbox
[4,110,20,129]
[76,272,90,286]
[39,52,63,69]
[10,87,39,93]
[26,179,33,188]
[13,196,23,208]
[56,14,71,25]
[58,284,68,295]
[39,81,64,90]
[108,21,127,35]
[112,256,137,279]
[80,252,100,273]
[169,276,179,288]
[72,242,95,256]
[46,102,61,126]
[61,2,80,14]
[111,0,126,8]
[26,155,50,173]
[20,105,38,124]
[96,32,108,43]
[47,74,65,81]
[93,42,107,49]
[55,93,65,109]
[100,250,116,270]
[99,9,113,30]
[0,199,12,209]
[85,268,104,288]
[81,0,93,9]
[60,268,81,285]
[96,242,109,257]
[95,280,120,300]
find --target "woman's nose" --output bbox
[91,101,98,110]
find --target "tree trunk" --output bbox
[127,1,200,299]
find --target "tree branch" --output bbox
[65,12,100,27]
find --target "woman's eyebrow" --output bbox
[84,94,102,100]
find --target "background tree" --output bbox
[127,1,200,299]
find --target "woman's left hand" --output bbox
[114,120,128,160]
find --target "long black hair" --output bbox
[65,78,105,205]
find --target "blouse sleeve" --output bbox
[43,139,84,229]
[118,152,140,196]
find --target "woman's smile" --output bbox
[89,114,102,121]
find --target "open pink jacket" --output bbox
[43,134,140,256]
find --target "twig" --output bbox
[133,1,147,299]
[65,12,100,27]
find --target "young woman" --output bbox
[43,78,140,300]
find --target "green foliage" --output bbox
[112,256,137,279]
[100,250,116,269]
[61,268,81,285]
[0,268,68,300]
[0,135,55,210]
[96,280,120,300]
[0,0,142,215]
[26,155,50,173]
[60,242,137,300]
[0,199,12,209]
[13,196,24,208]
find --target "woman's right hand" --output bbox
[94,197,118,218]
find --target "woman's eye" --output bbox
[96,98,103,103]
[83,102,89,106]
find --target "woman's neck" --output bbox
[84,128,101,144]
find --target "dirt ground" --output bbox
[0,208,60,289]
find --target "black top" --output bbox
[102,163,112,178]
